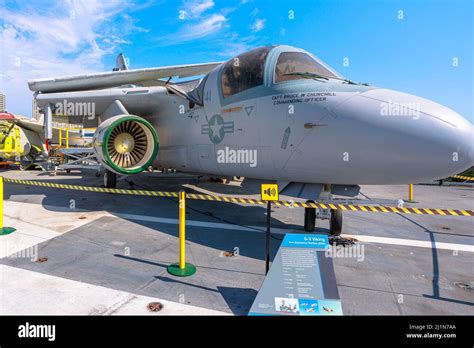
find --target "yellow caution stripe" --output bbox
[452,175,474,182]
[3,178,179,198]
[3,178,473,216]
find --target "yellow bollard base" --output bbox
[0,227,16,236]
[167,263,196,277]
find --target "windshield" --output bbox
[275,52,340,83]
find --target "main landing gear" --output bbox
[304,201,316,232]
[104,169,117,188]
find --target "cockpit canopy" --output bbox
[168,45,343,105]
[221,45,342,99]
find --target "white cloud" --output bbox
[159,0,228,45]
[162,0,261,51]
[0,0,143,116]
[250,18,266,32]
[219,43,248,57]
[250,8,259,17]
[181,14,226,40]
[212,28,268,59]
[162,12,227,45]
[182,0,215,19]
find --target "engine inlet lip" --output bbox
[102,115,159,175]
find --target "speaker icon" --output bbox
[264,187,277,197]
[261,184,279,201]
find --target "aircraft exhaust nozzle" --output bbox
[93,115,158,175]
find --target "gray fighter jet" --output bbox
[28,45,474,233]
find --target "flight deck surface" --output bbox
[0,169,472,315]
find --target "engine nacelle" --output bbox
[93,115,158,175]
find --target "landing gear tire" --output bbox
[329,209,342,236]
[104,170,117,188]
[304,201,316,232]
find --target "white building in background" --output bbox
[0,93,5,112]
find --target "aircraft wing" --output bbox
[15,117,44,133]
[0,112,43,133]
[28,62,222,93]
[34,86,180,123]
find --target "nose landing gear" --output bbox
[329,209,342,236]
[304,204,342,236]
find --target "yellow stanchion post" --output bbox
[406,184,417,203]
[66,129,69,149]
[0,177,16,235]
[59,129,62,147]
[167,191,196,276]
[179,191,186,269]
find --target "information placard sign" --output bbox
[249,233,342,316]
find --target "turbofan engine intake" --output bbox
[93,115,158,175]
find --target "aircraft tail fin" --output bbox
[113,53,129,71]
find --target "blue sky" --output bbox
[0,0,472,121]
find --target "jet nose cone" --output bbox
[378,89,473,168]
[331,88,474,183]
